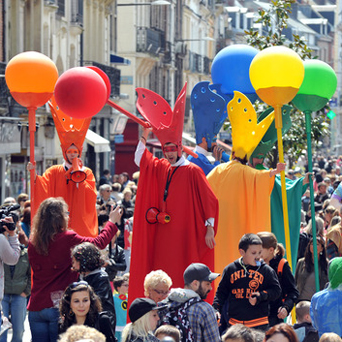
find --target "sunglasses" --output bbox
[67,149,79,154]
[70,280,89,289]
[163,146,178,153]
[152,288,170,296]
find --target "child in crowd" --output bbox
[113,275,129,342]
[293,301,319,342]
[221,324,254,342]
[155,325,181,342]
[213,234,281,331]
[257,231,299,326]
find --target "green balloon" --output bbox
[292,59,337,112]
[292,94,328,113]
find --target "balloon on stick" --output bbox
[250,46,304,270]
[5,51,58,211]
[292,59,337,292]
[211,44,258,103]
[54,67,108,119]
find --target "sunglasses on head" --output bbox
[163,146,178,153]
[70,280,89,289]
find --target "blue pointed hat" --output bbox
[191,81,227,148]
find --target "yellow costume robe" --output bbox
[207,160,274,274]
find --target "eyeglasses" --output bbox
[163,146,178,153]
[65,211,70,216]
[152,288,170,296]
[67,149,79,154]
[105,190,111,192]
[70,280,88,289]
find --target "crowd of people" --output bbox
[2,133,342,342]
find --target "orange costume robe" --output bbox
[207,160,274,274]
[33,164,98,237]
[128,149,219,305]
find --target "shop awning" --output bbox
[110,53,131,65]
[85,130,111,153]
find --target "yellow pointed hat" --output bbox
[228,91,275,160]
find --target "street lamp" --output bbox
[117,0,171,6]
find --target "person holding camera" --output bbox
[0,215,20,331]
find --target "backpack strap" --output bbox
[183,296,202,310]
[277,258,287,277]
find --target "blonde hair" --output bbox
[58,325,105,342]
[144,270,172,296]
[121,311,157,342]
[319,333,342,342]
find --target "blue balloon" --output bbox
[211,44,258,97]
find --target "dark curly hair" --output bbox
[71,242,105,273]
[59,281,102,333]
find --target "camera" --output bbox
[0,204,20,234]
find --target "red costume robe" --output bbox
[33,164,98,237]
[128,149,219,305]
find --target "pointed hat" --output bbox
[228,91,274,160]
[136,83,187,157]
[191,81,227,148]
[48,95,92,161]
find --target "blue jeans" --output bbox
[28,308,59,342]
[0,294,27,342]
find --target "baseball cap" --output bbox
[129,298,167,323]
[183,263,220,284]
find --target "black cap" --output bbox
[183,263,220,284]
[129,298,166,323]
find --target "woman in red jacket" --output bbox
[27,197,122,342]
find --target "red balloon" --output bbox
[86,66,111,100]
[54,67,107,119]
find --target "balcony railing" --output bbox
[84,61,121,98]
[184,51,211,75]
[136,27,165,56]
[71,0,83,26]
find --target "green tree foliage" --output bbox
[240,0,330,168]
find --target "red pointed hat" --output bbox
[49,95,92,161]
[136,83,187,157]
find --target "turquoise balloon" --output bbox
[292,60,337,112]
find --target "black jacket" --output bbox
[83,269,116,328]
[268,255,299,326]
[213,259,281,327]
[293,322,319,342]
[105,243,126,281]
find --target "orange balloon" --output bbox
[5,51,58,93]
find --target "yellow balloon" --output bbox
[250,46,304,106]
[5,51,58,93]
